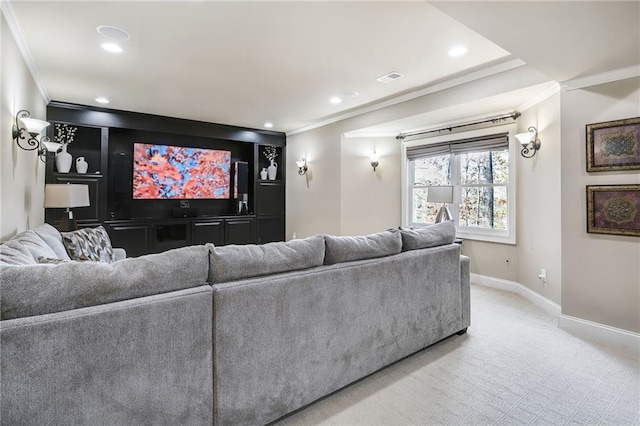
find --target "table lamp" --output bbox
[44,184,90,231]
[427,186,454,223]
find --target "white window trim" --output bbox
[401,124,517,245]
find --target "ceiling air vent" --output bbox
[376,71,404,83]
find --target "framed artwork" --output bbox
[586,117,640,172]
[587,185,640,237]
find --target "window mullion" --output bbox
[409,160,416,224]
[451,154,460,223]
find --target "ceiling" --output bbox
[5,1,639,135]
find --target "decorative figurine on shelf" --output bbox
[53,123,77,173]
[75,157,88,174]
[263,145,278,180]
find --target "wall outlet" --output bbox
[538,268,547,283]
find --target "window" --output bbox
[404,126,516,244]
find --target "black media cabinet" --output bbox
[45,102,286,256]
[104,216,256,257]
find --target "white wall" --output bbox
[516,93,562,304]
[286,124,342,239]
[462,240,519,281]
[1,13,48,240]
[560,78,640,333]
[340,136,401,235]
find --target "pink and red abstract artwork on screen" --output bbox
[133,143,231,199]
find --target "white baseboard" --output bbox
[558,314,640,354]
[471,273,639,354]
[470,273,561,317]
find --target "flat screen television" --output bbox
[132,143,231,199]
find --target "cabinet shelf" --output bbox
[52,172,103,178]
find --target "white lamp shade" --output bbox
[296,160,305,168]
[41,140,63,152]
[19,117,50,134]
[44,184,90,208]
[515,131,534,146]
[370,152,379,162]
[427,186,454,203]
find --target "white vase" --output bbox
[55,144,72,173]
[267,160,278,180]
[76,156,88,174]
[260,168,268,180]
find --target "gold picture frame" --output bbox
[586,184,640,237]
[586,117,640,172]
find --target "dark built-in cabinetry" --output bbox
[103,216,256,258]
[45,102,286,256]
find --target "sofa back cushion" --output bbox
[323,230,402,265]
[399,220,456,251]
[0,245,209,320]
[0,240,38,266]
[0,230,59,266]
[31,223,70,260]
[208,235,325,284]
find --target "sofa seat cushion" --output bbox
[208,235,325,284]
[0,230,59,266]
[323,230,402,265]
[0,245,209,320]
[62,226,115,263]
[400,220,456,251]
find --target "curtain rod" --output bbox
[396,111,521,141]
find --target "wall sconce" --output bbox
[427,186,453,222]
[296,157,308,175]
[12,109,61,162]
[515,126,541,158]
[44,184,90,231]
[370,151,379,171]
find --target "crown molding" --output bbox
[1,0,50,103]
[561,65,640,91]
[287,58,526,136]
[343,82,560,139]
[343,131,398,139]
[515,82,560,112]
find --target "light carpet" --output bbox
[274,284,640,425]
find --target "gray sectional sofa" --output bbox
[0,221,470,426]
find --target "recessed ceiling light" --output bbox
[97,25,130,41]
[330,96,343,104]
[95,97,110,104]
[448,45,468,57]
[341,91,360,99]
[101,42,123,53]
[264,122,274,128]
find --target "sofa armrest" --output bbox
[113,247,127,261]
[460,255,471,329]
[1,286,213,425]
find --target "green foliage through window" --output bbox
[411,149,509,230]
